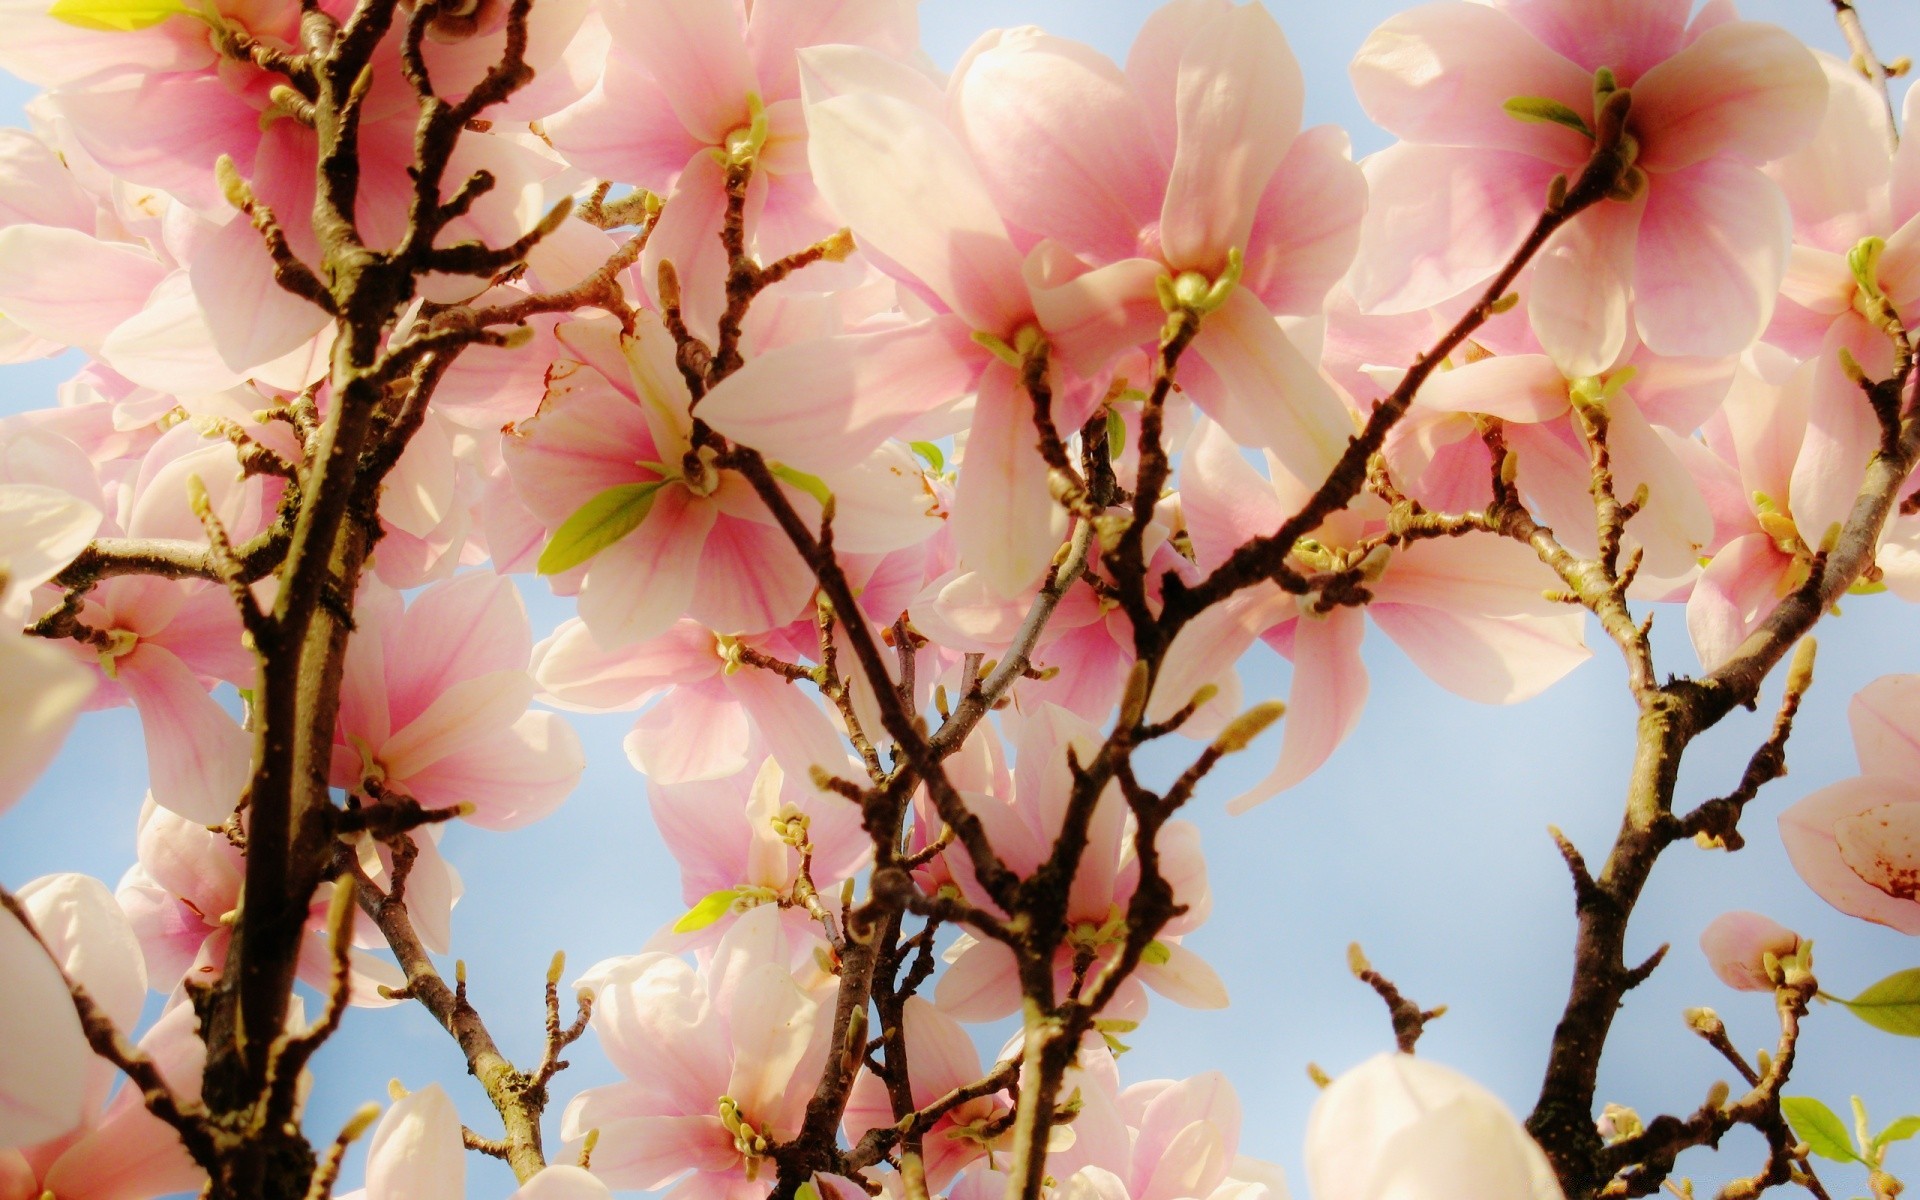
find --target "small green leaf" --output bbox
[1875,1115,1920,1151]
[672,889,742,934]
[48,0,186,30]
[1783,1096,1864,1163]
[769,463,833,507]
[1105,408,1127,460]
[1140,940,1172,966]
[910,441,945,472]
[1833,968,1920,1036]
[536,481,665,576]
[1502,96,1593,138]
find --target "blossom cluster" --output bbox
[0,0,1918,1198]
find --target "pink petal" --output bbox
[1350,2,1592,159]
[1780,778,1920,933]
[17,874,146,1034]
[1634,158,1790,358]
[1159,2,1302,273]
[615,0,754,145]
[1025,251,1167,380]
[1630,21,1826,174]
[1492,0,1686,81]
[364,1083,466,1200]
[1685,533,1790,672]
[189,214,332,375]
[403,710,583,830]
[934,935,1022,1022]
[0,226,163,354]
[1136,941,1229,1010]
[644,152,734,343]
[534,618,717,712]
[1850,676,1920,780]
[382,671,537,782]
[119,644,250,825]
[691,505,817,636]
[1413,354,1571,422]
[803,85,1028,333]
[1790,315,1897,548]
[0,902,89,1148]
[508,1165,618,1200]
[388,573,533,727]
[1371,603,1588,704]
[625,678,750,784]
[1528,198,1641,377]
[1243,125,1368,317]
[952,27,1164,264]
[1228,607,1369,811]
[951,363,1066,598]
[725,667,845,786]
[577,485,718,648]
[1351,145,1559,314]
[697,316,982,475]
[744,0,919,102]
[544,62,707,189]
[1183,288,1352,488]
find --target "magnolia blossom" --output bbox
[843,998,1013,1189]
[0,483,100,812]
[1781,674,1920,931]
[1351,0,1825,365]
[1699,911,1804,992]
[560,905,835,1196]
[1306,1054,1563,1200]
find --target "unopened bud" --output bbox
[1307,1063,1332,1088]
[1347,942,1372,977]
[215,154,252,212]
[547,950,566,986]
[1851,236,1888,300]
[1684,1007,1725,1038]
[1787,636,1817,697]
[1596,86,1633,145]
[340,1101,383,1143]
[818,228,856,262]
[1546,173,1569,212]
[1489,292,1520,315]
[1212,701,1286,754]
[1705,1080,1730,1109]
[497,323,536,350]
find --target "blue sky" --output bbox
[6,2,1920,1197]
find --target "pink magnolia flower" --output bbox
[1306,1053,1562,1200]
[1350,0,1825,365]
[329,572,583,951]
[0,482,100,814]
[506,314,935,645]
[1181,419,1588,807]
[644,756,870,954]
[949,2,1364,481]
[937,705,1225,1023]
[560,905,836,1197]
[117,797,403,1003]
[533,616,843,788]
[843,998,1013,1190]
[337,1083,466,1200]
[1699,911,1804,992]
[1,873,145,1151]
[1781,675,1920,932]
[545,0,919,337]
[0,999,208,1200]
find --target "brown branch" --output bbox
[1348,944,1447,1054]
[1829,1,1900,153]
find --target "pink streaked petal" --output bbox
[1228,607,1368,812]
[54,72,259,210]
[951,364,1067,598]
[1413,354,1571,422]
[1791,315,1897,545]
[1529,198,1641,378]
[1136,941,1229,1010]
[99,270,249,397]
[1635,158,1790,359]
[746,0,918,102]
[582,1115,734,1192]
[1183,289,1352,488]
[614,0,754,145]
[1766,56,1894,251]
[726,668,845,786]
[382,671,537,782]
[1244,125,1367,317]
[1492,0,1687,81]
[1852,676,1920,780]
[1026,251,1167,380]
[544,64,707,189]
[1372,603,1588,704]
[1685,533,1791,672]
[644,151,733,342]
[804,87,1029,333]
[386,573,532,727]
[534,618,717,712]
[625,679,751,784]
[1606,394,1716,580]
[190,214,332,375]
[698,316,982,474]
[1350,2,1592,159]
[691,508,817,636]
[1631,21,1826,173]
[934,935,1022,1022]
[1123,0,1232,161]
[1350,145,1558,314]
[119,645,249,826]
[0,226,164,354]
[404,711,583,830]
[953,27,1164,263]
[577,485,718,648]
[1159,2,1302,273]
[0,903,89,1149]
[508,1165,617,1200]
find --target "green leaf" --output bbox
[1502,96,1593,138]
[48,0,186,30]
[769,463,833,508]
[1106,408,1127,461]
[1833,968,1920,1036]
[672,889,742,934]
[536,481,665,576]
[1783,1096,1864,1163]
[1140,940,1171,966]
[1875,1115,1920,1151]
[910,441,945,472]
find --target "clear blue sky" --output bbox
[5,2,1920,1197]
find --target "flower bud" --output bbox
[1699,911,1803,991]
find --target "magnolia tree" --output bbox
[8,0,1920,1198]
